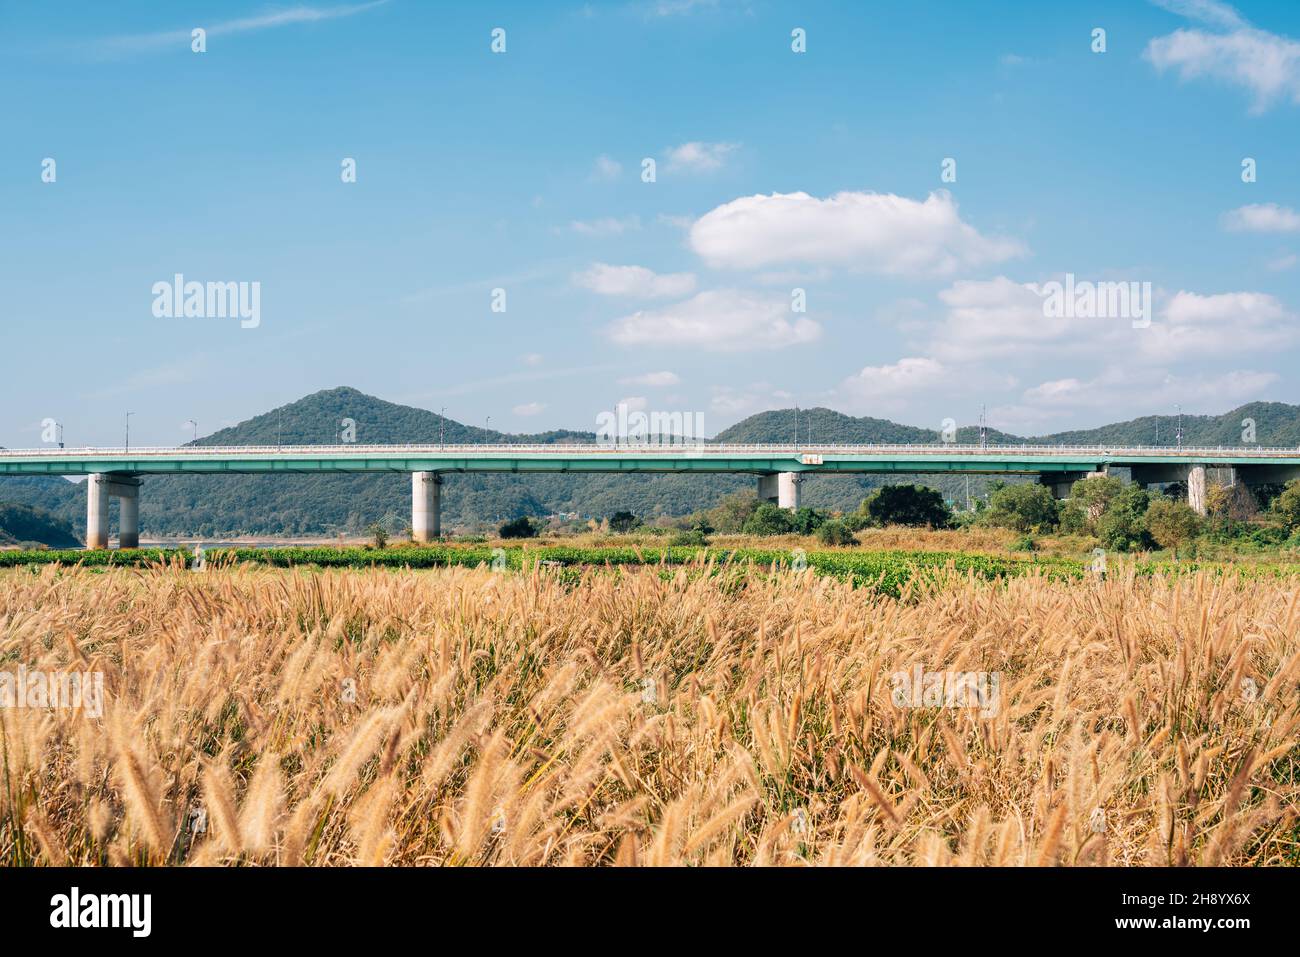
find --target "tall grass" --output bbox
[0,561,1296,866]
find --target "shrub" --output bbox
[669,529,710,547]
[499,516,538,539]
[816,520,856,547]
[366,522,389,548]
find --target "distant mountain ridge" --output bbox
[2,387,1297,540]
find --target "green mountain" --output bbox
[1,388,1296,540]
[0,503,81,548]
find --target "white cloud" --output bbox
[591,155,622,181]
[993,366,1278,432]
[619,371,681,387]
[689,190,1025,276]
[521,353,544,366]
[1145,290,1298,358]
[1146,3,1300,112]
[569,216,642,237]
[1151,0,1245,30]
[605,289,822,352]
[1267,251,1298,271]
[618,396,648,412]
[918,276,1298,364]
[94,2,388,56]
[838,357,947,400]
[512,402,545,416]
[928,276,1088,361]
[573,263,697,298]
[664,141,740,173]
[1222,203,1300,232]
[709,384,791,419]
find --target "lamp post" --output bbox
[125,412,134,452]
[186,419,197,444]
[440,407,446,449]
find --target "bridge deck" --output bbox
[1,444,1297,476]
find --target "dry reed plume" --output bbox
[1,560,1297,866]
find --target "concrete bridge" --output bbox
[2,443,1298,548]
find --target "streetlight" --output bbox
[125,412,134,452]
[440,407,446,449]
[1176,404,1183,450]
[185,419,197,444]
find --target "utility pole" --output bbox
[125,412,133,452]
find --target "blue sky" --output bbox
[3,0,1300,447]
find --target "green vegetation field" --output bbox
[6,542,1300,597]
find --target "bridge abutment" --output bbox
[86,473,141,549]
[412,471,442,541]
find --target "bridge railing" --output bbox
[2,444,1299,457]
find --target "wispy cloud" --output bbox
[1146,0,1300,112]
[88,2,388,58]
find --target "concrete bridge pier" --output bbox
[86,473,141,549]
[757,472,801,510]
[412,471,442,541]
[1187,465,1207,516]
[1037,470,1105,500]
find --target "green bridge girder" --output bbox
[1,446,1297,477]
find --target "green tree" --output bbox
[366,522,388,548]
[787,507,826,535]
[860,484,951,528]
[1145,497,1202,557]
[499,516,538,539]
[704,492,760,533]
[1059,475,1126,534]
[607,510,642,533]
[1096,483,1152,552]
[982,483,1059,533]
[1273,480,1300,530]
[742,502,794,536]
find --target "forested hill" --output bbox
[1,388,1296,541]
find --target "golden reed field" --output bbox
[1,561,1297,866]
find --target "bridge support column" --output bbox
[118,484,139,549]
[86,474,110,549]
[778,472,801,510]
[412,471,442,542]
[1188,465,1207,516]
[86,473,141,549]
[757,473,801,510]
